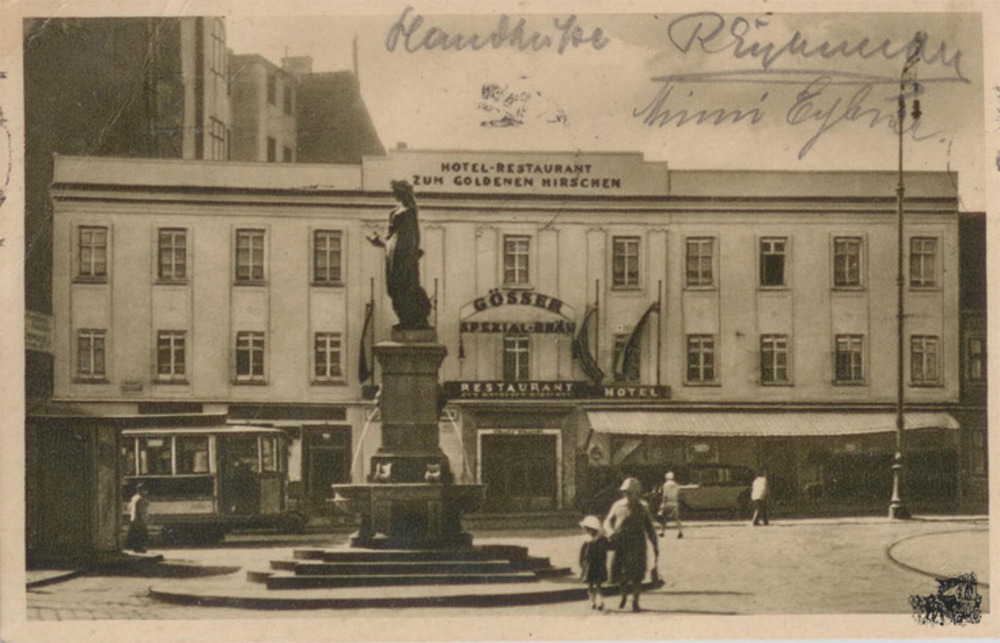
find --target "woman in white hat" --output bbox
[603,477,659,612]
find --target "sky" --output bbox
[227,9,986,210]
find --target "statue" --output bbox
[367,180,432,330]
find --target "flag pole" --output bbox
[656,279,663,386]
[368,277,375,387]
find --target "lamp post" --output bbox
[889,32,925,520]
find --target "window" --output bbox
[613,334,641,382]
[503,335,530,381]
[130,436,210,476]
[156,331,186,381]
[78,226,108,280]
[266,74,276,105]
[686,335,716,383]
[909,237,937,287]
[283,85,293,115]
[236,331,265,383]
[210,18,226,77]
[313,230,342,284]
[967,337,986,382]
[209,118,226,160]
[314,332,343,381]
[760,334,789,384]
[266,137,276,162]
[759,237,787,287]
[503,236,530,286]
[911,335,940,385]
[834,334,864,384]
[77,329,107,380]
[138,437,172,475]
[176,436,210,474]
[158,228,187,282]
[282,146,293,163]
[686,238,714,287]
[235,229,265,283]
[612,236,640,288]
[833,237,862,287]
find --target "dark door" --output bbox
[308,447,349,513]
[481,434,558,513]
[218,436,260,515]
[760,439,798,506]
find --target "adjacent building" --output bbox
[228,55,298,163]
[44,148,970,524]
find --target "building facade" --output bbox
[46,149,967,521]
[229,54,298,163]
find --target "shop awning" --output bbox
[586,411,959,438]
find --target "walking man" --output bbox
[751,471,770,526]
[658,471,688,538]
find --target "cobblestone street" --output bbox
[22,517,989,622]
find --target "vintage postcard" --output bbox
[1,0,997,641]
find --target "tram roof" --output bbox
[121,425,288,436]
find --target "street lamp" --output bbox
[889,32,926,520]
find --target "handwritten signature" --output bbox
[666,13,967,83]
[386,6,609,54]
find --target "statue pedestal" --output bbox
[333,329,484,549]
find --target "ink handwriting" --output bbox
[386,6,609,54]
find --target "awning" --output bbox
[587,411,959,438]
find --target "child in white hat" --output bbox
[578,514,609,609]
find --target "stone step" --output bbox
[264,571,539,589]
[292,560,517,575]
[292,548,526,563]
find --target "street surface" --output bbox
[24,517,989,620]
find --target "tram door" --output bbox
[304,427,351,514]
[481,433,558,513]
[218,436,260,515]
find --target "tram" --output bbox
[120,425,304,542]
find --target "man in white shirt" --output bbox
[751,471,770,526]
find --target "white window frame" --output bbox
[832,237,863,289]
[503,235,532,287]
[313,230,343,285]
[235,229,266,284]
[157,228,187,283]
[313,332,344,383]
[910,335,941,386]
[759,237,788,288]
[612,236,641,289]
[834,334,865,384]
[156,331,187,382]
[76,328,107,381]
[235,331,266,383]
[909,237,938,288]
[77,225,109,281]
[502,335,531,381]
[760,334,790,385]
[685,237,715,288]
[686,334,716,384]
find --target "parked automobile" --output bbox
[577,464,755,518]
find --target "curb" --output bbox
[27,554,166,589]
[885,528,990,588]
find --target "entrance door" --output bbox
[481,433,558,513]
[308,447,349,513]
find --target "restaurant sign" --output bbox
[445,381,671,400]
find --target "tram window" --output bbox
[176,436,210,474]
[139,437,172,475]
[121,442,137,476]
[261,437,278,472]
[229,436,260,472]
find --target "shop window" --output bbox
[235,331,266,383]
[834,334,864,384]
[156,331,187,381]
[686,237,714,287]
[503,235,530,286]
[612,236,640,288]
[503,335,530,381]
[833,237,862,287]
[686,335,716,383]
[760,334,790,385]
[910,335,940,385]
[759,237,787,287]
[314,332,343,381]
[157,228,187,282]
[909,237,937,287]
[77,329,107,380]
[235,229,266,283]
[313,230,342,284]
[78,226,108,280]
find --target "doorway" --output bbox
[479,431,560,513]
[303,427,351,514]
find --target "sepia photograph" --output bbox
[1,1,997,641]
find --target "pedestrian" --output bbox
[603,477,659,612]
[125,483,150,553]
[578,515,609,610]
[751,471,770,526]
[657,471,690,539]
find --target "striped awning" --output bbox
[587,411,959,438]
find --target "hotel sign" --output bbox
[445,381,670,400]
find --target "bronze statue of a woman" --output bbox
[366,180,432,330]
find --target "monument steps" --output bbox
[250,570,540,589]
[289,560,519,575]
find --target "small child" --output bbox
[578,515,609,610]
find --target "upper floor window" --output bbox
[235,331,265,383]
[158,228,187,282]
[503,235,530,286]
[759,237,787,287]
[78,226,108,280]
[613,333,641,382]
[834,334,864,384]
[909,237,937,287]
[760,334,790,385]
[612,236,640,288]
[833,237,862,288]
[686,238,714,287]
[910,335,940,385]
[209,118,226,161]
[235,229,265,284]
[686,335,716,383]
[967,336,986,382]
[314,332,343,382]
[313,230,343,284]
[266,137,276,162]
[266,74,277,105]
[283,85,293,116]
[503,335,530,381]
[77,329,107,380]
[156,331,186,381]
